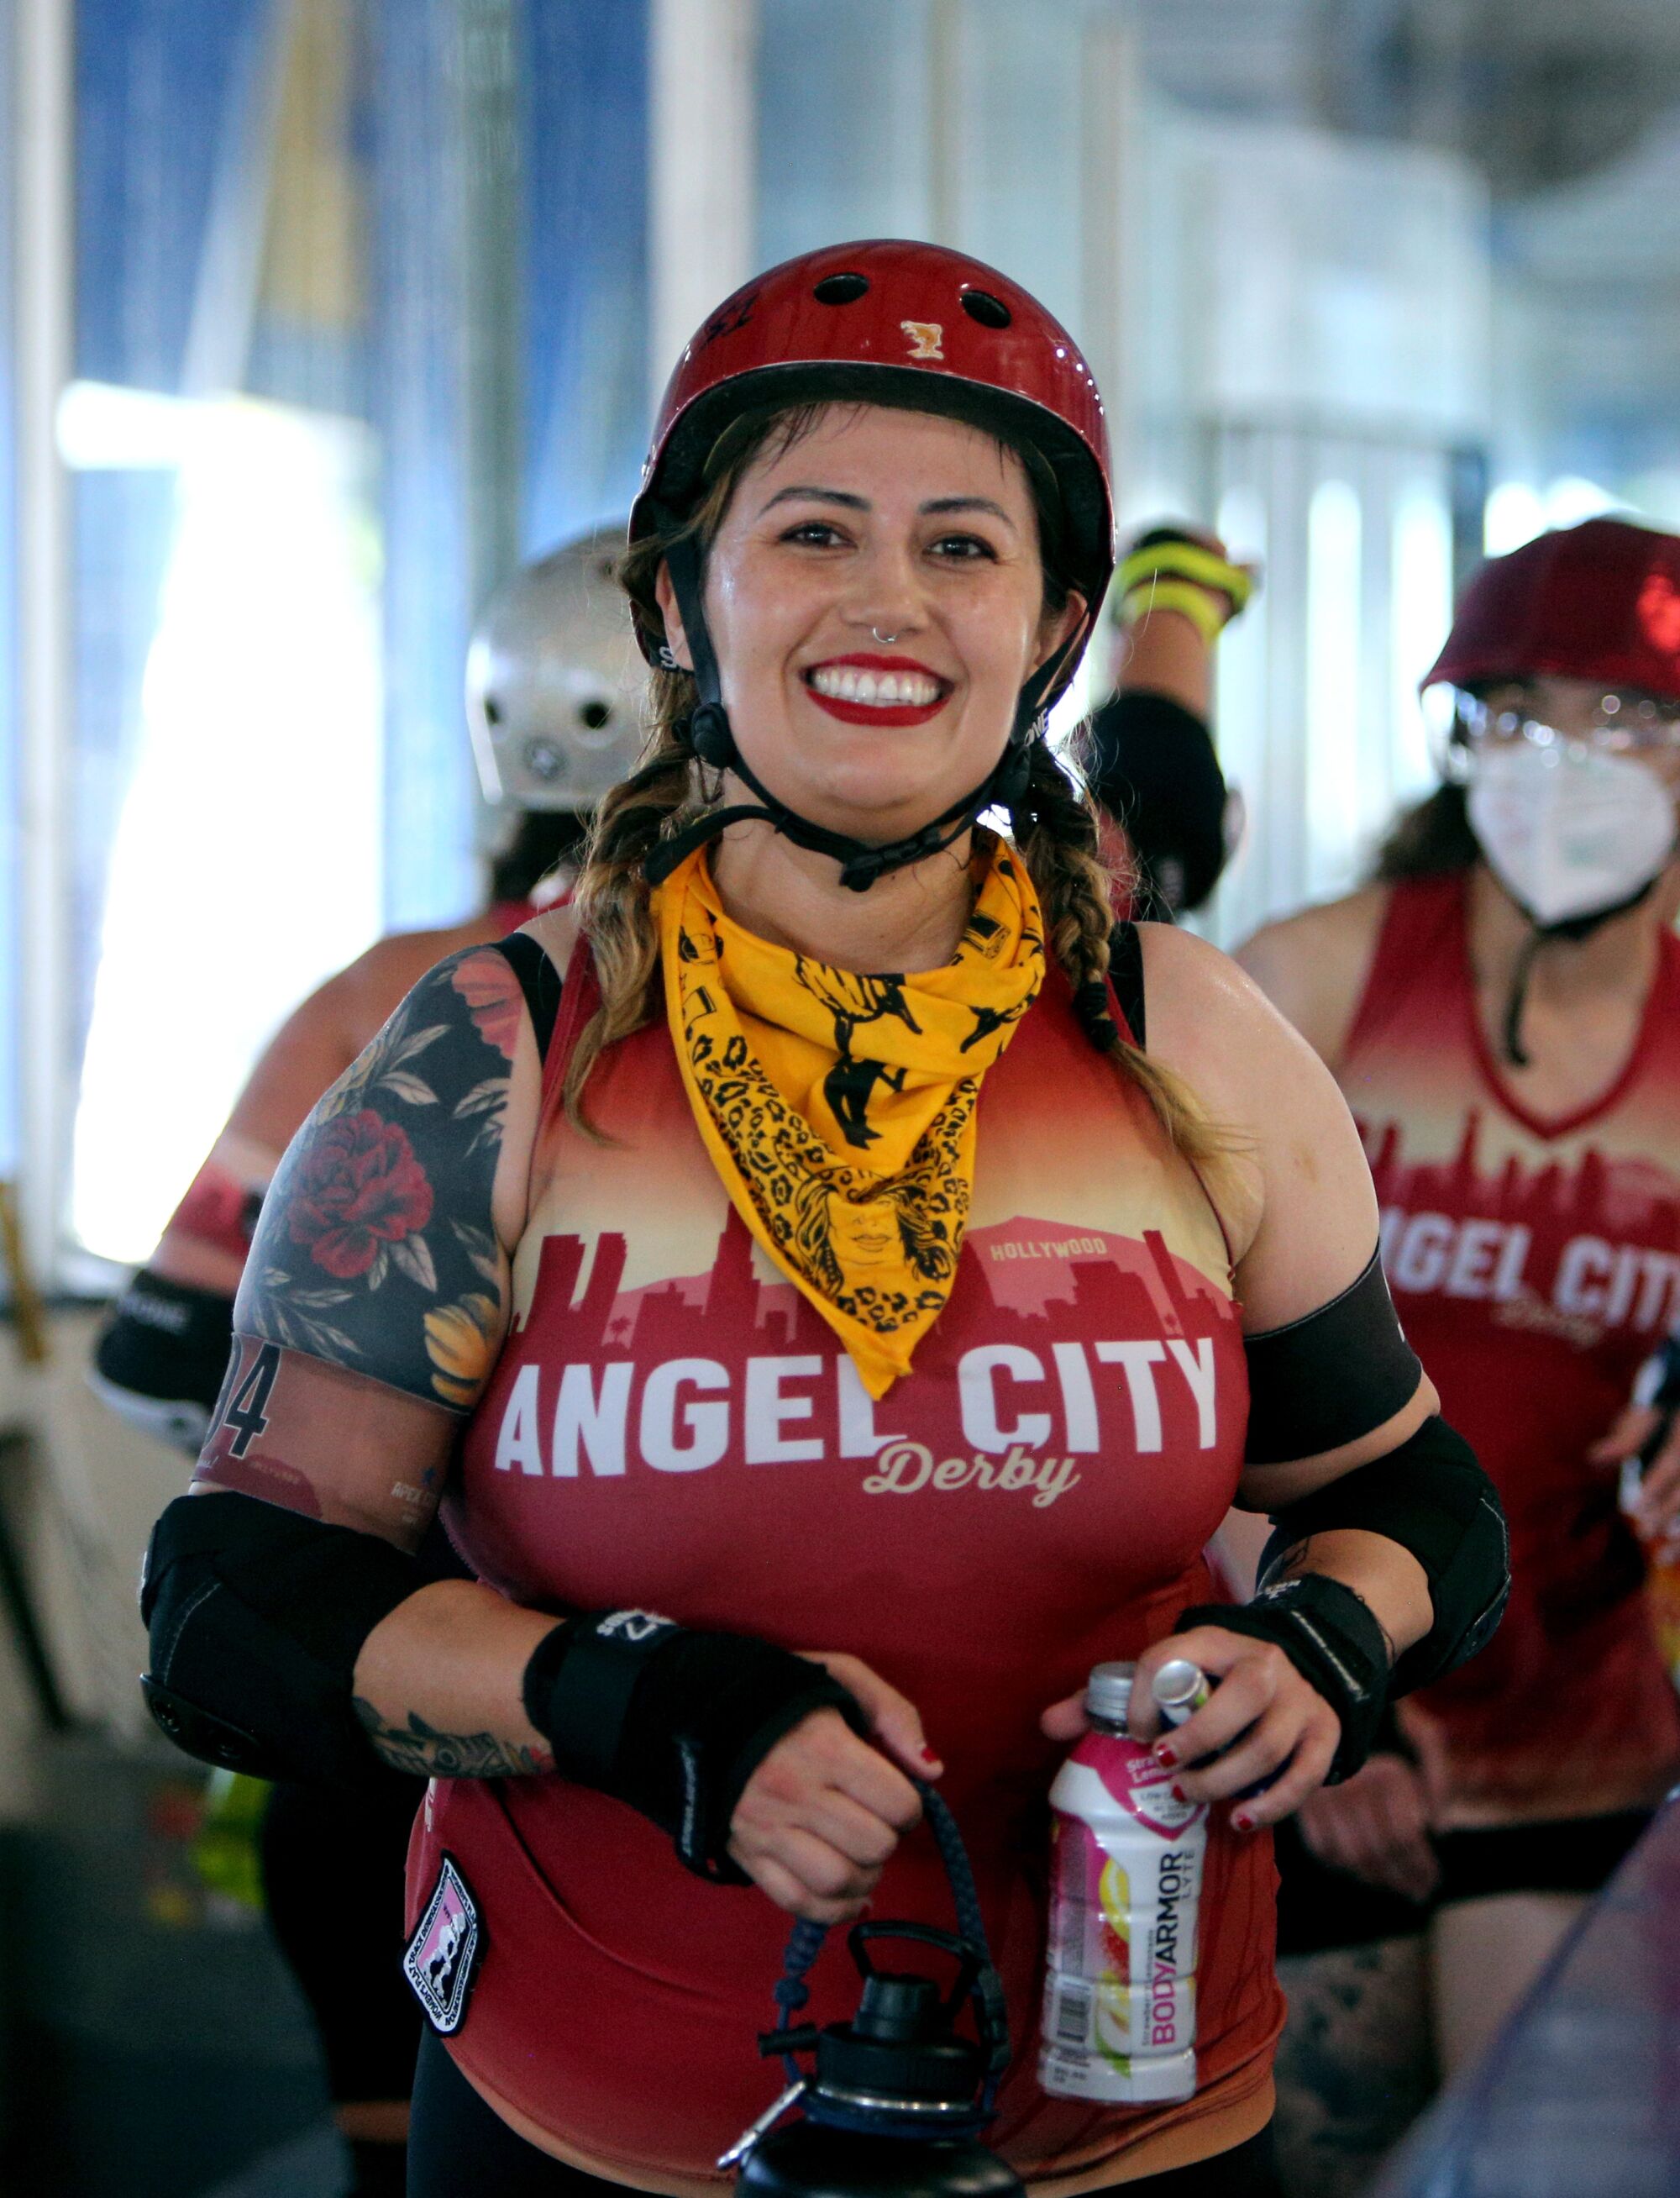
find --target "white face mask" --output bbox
[1466,739,1677,928]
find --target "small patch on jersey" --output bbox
[403,1854,484,2035]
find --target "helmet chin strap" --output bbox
[642,532,1075,893]
[1499,878,1662,1067]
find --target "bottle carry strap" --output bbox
[767,1780,1011,2123]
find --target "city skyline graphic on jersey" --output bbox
[510,1202,1236,1365]
[1361,1106,1680,1244]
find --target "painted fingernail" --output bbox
[1232,1811,1254,1833]
[920,1746,941,1765]
[1153,1742,1178,1767]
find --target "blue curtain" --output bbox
[0,0,16,1177]
[71,0,277,1055]
[368,0,484,928]
[521,0,649,553]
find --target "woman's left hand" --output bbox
[1590,1403,1680,1547]
[1039,1623,1341,1830]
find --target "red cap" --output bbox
[629,239,1115,688]
[1425,516,1680,700]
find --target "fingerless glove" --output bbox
[1178,1575,1391,1784]
[522,1612,869,1880]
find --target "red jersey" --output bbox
[1341,874,1680,1825]
[410,949,1278,2191]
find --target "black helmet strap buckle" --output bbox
[643,530,1068,891]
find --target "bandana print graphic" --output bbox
[652,837,1044,1396]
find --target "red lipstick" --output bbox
[801,651,953,728]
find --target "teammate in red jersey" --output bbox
[140,241,1503,2196]
[92,526,643,2198]
[1240,515,1680,2182]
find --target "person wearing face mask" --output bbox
[1237,515,1680,2188]
[134,241,1504,2197]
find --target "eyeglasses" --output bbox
[1460,689,1680,758]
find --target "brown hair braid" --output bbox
[565,400,1229,1186]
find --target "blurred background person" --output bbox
[1238,516,1680,2195]
[1087,524,1253,919]
[85,525,643,2198]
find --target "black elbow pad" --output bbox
[1084,691,1231,916]
[140,1492,420,1787]
[92,1273,238,1454]
[1260,1416,1509,1696]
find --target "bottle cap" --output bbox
[1084,1662,1136,1723]
[1152,1659,1210,1720]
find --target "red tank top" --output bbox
[409,948,1279,2190]
[1341,874,1680,1825]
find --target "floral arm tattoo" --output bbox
[351,1700,553,1779]
[189,947,557,1779]
[228,944,527,1415]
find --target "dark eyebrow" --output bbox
[757,486,869,516]
[920,495,1017,529]
[757,486,1018,529]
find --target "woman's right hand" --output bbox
[1294,1752,1439,1904]
[727,1654,939,1923]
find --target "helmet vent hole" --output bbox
[579,698,612,731]
[813,272,869,306]
[483,697,502,726]
[960,289,1011,329]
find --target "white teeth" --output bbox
[808,665,942,707]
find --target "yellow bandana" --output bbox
[653,839,1045,1397]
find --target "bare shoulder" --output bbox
[517,898,581,975]
[1137,923,1336,1134]
[1136,923,1381,1296]
[1232,886,1389,1070]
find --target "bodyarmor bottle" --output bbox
[1039,1663,1207,2106]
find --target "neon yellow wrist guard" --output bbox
[1118,578,1226,649]
[1116,537,1255,646]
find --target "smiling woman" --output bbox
[139,239,1506,2198]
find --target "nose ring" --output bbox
[871,627,901,645]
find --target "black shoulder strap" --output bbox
[491,933,564,1064]
[1108,919,1145,1051]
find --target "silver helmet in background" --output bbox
[465,523,647,811]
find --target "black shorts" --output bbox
[1275,1806,1651,1958]
[407,2030,1284,2196]
[260,1770,426,2103]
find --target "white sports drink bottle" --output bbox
[1038,1662,1208,2106]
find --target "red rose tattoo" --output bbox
[288,1109,433,1279]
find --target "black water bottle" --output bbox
[726,1922,1026,2198]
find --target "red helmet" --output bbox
[629,238,1115,697]
[1425,515,1680,699]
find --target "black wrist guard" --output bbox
[1179,1575,1391,1784]
[522,1613,871,1881]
